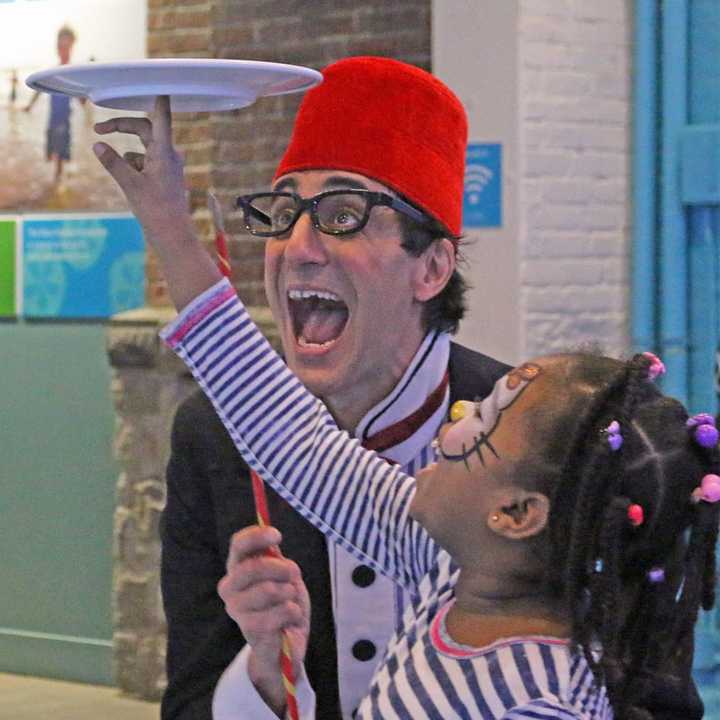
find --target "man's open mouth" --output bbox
[288,289,349,348]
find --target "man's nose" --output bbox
[283,212,329,265]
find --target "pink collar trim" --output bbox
[429,600,571,659]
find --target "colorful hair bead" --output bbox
[627,504,644,527]
[686,413,716,429]
[686,413,719,448]
[641,352,666,381]
[450,400,470,423]
[691,474,720,504]
[695,424,720,448]
[604,420,623,451]
[647,567,665,583]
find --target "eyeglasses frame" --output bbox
[235,188,428,238]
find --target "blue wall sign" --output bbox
[22,215,144,318]
[463,143,502,228]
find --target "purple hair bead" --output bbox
[604,420,623,451]
[694,424,719,448]
[647,567,665,583]
[687,413,716,429]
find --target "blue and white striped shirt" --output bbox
[162,280,612,720]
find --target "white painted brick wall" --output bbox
[519,0,632,358]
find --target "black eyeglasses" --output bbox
[235,189,428,238]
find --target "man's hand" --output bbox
[92,95,221,311]
[218,526,310,714]
[93,95,191,242]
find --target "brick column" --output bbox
[146,0,433,309]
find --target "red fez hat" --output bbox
[274,56,467,237]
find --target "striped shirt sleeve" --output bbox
[161,279,435,588]
[501,698,584,719]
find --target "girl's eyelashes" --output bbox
[484,436,499,459]
[474,439,484,466]
[474,434,499,466]
[441,433,500,471]
[460,444,471,471]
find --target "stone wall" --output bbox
[109,0,432,699]
[108,305,276,699]
[108,307,191,700]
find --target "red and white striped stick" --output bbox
[208,192,300,720]
[250,469,300,720]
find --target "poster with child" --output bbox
[0,0,146,212]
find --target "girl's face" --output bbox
[410,361,545,560]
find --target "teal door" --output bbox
[633,1,720,713]
[0,319,115,684]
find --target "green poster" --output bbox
[0,220,17,317]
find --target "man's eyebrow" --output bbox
[272,176,371,194]
[273,178,296,193]
[322,176,368,191]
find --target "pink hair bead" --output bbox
[642,352,666,381]
[692,474,720,504]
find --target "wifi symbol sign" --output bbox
[463,143,502,228]
[464,164,493,206]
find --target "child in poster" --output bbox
[25,25,78,186]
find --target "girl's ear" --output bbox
[412,238,455,302]
[486,491,550,540]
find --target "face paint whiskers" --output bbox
[452,431,500,471]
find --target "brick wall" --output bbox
[518,0,632,358]
[146,0,432,309]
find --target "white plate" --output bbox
[25,58,323,113]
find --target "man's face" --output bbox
[264,170,429,423]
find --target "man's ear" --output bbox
[486,491,550,540]
[412,238,455,302]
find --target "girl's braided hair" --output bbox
[524,353,719,719]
